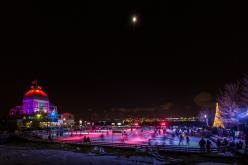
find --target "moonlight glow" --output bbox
[131,15,138,24]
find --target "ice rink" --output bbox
[58,128,215,148]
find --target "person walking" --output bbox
[245,131,248,149]
[217,138,221,152]
[239,140,243,149]
[87,137,91,143]
[206,140,212,153]
[186,135,190,146]
[83,136,87,143]
[178,134,184,146]
[48,130,52,141]
[223,138,228,152]
[199,137,206,152]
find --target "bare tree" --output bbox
[218,81,242,126]
[241,74,248,106]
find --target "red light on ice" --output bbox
[160,122,166,126]
[134,122,139,126]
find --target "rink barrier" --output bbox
[20,130,219,153]
[64,140,219,153]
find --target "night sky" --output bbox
[1,1,247,118]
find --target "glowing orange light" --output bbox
[25,89,48,97]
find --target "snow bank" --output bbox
[0,146,165,165]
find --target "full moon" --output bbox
[131,15,137,24]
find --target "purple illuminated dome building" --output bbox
[9,81,58,122]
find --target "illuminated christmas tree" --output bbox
[213,102,225,128]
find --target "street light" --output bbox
[204,114,209,126]
[36,113,42,120]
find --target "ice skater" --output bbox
[199,137,206,152]
[178,134,184,145]
[186,135,190,146]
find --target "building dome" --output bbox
[22,83,50,114]
[24,85,48,98]
[9,81,58,118]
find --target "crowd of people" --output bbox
[216,138,244,153]
[40,125,248,155]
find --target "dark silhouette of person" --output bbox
[87,137,91,143]
[199,137,206,152]
[245,131,248,149]
[178,134,184,145]
[217,138,221,152]
[186,136,190,146]
[239,140,243,149]
[83,136,87,143]
[206,140,211,153]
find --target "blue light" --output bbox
[48,111,58,122]
[50,111,56,117]
[237,109,248,119]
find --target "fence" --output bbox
[0,133,9,144]
[68,140,218,153]
[21,130,218,153]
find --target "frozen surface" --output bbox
[58,128,215,148]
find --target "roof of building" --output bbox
[24,85,48,97]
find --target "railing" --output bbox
[0,133,9,144]
[20,131,219,153]
[69,140,218,153]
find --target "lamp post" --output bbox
[204,114,209,127]
[111,126,113,144]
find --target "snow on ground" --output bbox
[0,145,163,165]
[194,163,232,165]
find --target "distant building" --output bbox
[60,113,75,126]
